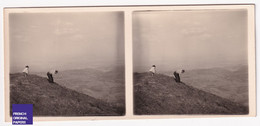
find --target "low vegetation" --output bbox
[134,72,248,115]
[10,73,125,116]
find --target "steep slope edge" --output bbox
[134,73,248,115]
[10,73,124,116]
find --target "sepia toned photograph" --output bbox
[7,11,125,116]
[3,5,255,122]
[133,9,250,115]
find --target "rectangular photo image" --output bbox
[6,10,125,116]
[133,9,250,115]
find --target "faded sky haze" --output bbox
[133,10,248,72]
[9,12,124,73]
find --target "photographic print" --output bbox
[7,11,125,116]
[4,5,255,121]
[133,9,250,115]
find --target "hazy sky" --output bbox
[133,9,248,72]
[9,12,124,73]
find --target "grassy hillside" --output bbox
[10,73,124,116]
[134,72,248,115]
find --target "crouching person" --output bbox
[47,70,58,83]
[173,69,185,83]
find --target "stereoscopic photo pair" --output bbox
[4,5,255,121]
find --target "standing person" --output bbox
[149,65,156,76]
[173,69,185,83]
[22,66,29,77]
[47,70,58,83]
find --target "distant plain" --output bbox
[163,65,248,106]
[35,65,125,106]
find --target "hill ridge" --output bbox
[10,73,124,116]
[134,72,248,115]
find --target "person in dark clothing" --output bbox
[47,70,58,83]
[173,69,185,83]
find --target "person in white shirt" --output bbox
[47,70,58,83]
[173,69,185,83]
[149,65,156,76]
[22,66,29,77]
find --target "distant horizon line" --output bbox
[133,63,248,73]
[10,63,125,74]
[10,63,248,74]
